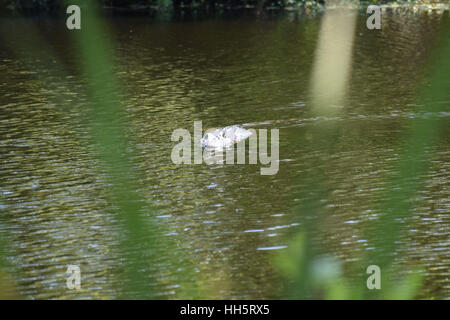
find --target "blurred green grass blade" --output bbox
[279,17,449,300]
[368,18,450,269]
[69,1,166,299]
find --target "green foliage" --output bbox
[275,17,450,300]
[157,0,173,9]
[68,1,198,298]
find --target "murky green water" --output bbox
[0,11,448,299]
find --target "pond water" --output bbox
[0,11,448,299]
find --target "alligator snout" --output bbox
[200,125,253,149]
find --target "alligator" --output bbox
[200,125,253,149]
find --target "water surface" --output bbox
[0,11,448,299]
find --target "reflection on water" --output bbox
[0,11,448,299]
